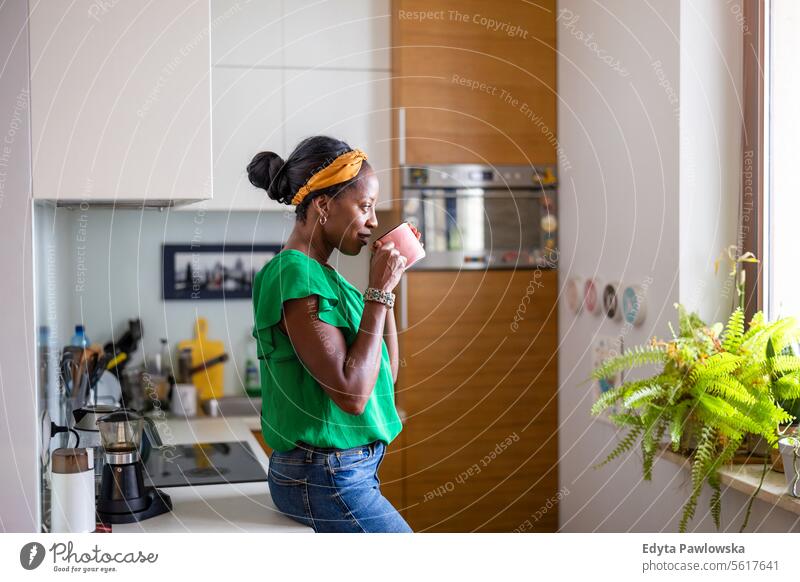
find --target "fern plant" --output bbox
[591,303,800,532]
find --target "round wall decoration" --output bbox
[622,284,647,326]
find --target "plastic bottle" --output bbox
[244,336,260,396]
[70,325,90,348]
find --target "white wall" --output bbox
[0,0,38,532]
[557,0,798,531]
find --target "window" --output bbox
[767,0,800,319]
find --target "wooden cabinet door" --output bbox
[393,0,557,165]
[399,269,559,531]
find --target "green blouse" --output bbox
[251,249,402,452]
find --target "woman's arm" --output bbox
[383,305,399,383]
[278,241,406,415]
[280,296,389,415]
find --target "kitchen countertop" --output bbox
[112,415,311,533]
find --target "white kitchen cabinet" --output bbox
[206,0,392,211]
[206,67,286,212]
[282,0,391,70]
[284,69,394,207]
[211,0,283,68]
[29,0,212,204]
[211,0,390,71]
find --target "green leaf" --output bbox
[591,345,667,382]
[669,401,692,450]
[690,352,742,381]
[623,385,664,408]
[773,374,800,400]
[709,476,722,530]
[593,425,644,470]
[722,308,745,352]
[771,355,800,375]
[590,385,624,416]
[696,375,755,405]
[679,425,716,533]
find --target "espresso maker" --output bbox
[95,409,172,524]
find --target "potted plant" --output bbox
[590,304,800,532]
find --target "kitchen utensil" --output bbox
[50,448,96,533]
[88,353,108,406]
[64,346,87,394]
[188,352,229,376]
[120,367,146,411]
[176,347,193,384]
[141,372,170,411]
[69,363,91,410]
[376,222,426,269]
[177,318,225,401]
[95,409,172,524]
[103,319,143,378]
[59,350,75,398]
[170,383,198,417]
[106,351,128,371]
[94,371,123,407]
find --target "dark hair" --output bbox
[247,136,370,222]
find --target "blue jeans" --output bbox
[267,440,412,533]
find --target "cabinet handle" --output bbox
[398,107,406,166]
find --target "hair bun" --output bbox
[247,151,292,204]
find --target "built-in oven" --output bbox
[401,164,558,270]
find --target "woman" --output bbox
[247,136,420,533]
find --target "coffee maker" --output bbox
[95,409,172,524]
[72,404,119,494]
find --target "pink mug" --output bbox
[376,222,426,268]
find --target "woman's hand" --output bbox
[369,240,406,292]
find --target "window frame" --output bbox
[741,0,769,321]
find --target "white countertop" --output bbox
[112,415,311,533]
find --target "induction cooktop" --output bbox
[142,441,268,488]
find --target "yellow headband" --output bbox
[291,149,368,206]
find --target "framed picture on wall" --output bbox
[162,244,283,300]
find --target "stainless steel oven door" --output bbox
[402,188,557,270]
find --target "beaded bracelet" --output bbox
[363,287,395,309]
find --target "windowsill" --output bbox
[658,446,800,516]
